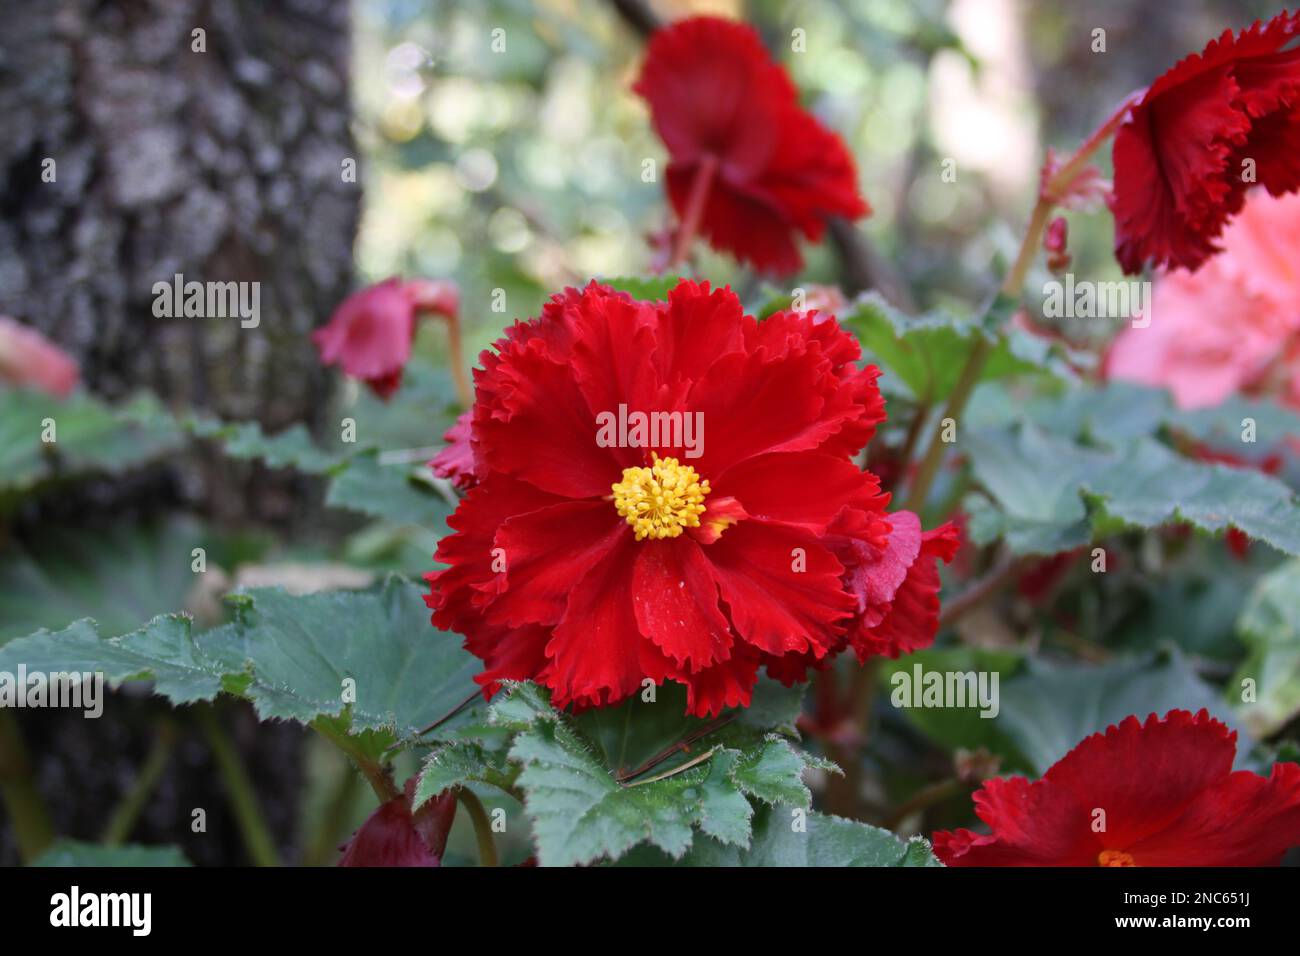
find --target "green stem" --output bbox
[885,398,931,495]
[938,551,1030,629]
[1042,89,1143,201]
[101,721,177,846]
[302,755,363,867]
[884,777,967,832]
[440,310,474,410]
[312,718,400,803]
[903,190,1054,515]
[623,746,719,787]
[456,787,498,867]
[0,709,54,862]
[194,705,280,867]
[902,333,994,515]
[901,91,1135,516]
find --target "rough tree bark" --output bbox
[0,0,358,455]
[0,0,360,865]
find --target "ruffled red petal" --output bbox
[1130,761,1300,866]
[713,452,885,535]
[472,333,627,499]
[705,520,853,658]
[851,519,960,660]
[425,474,564,635]
[677,644,761,718]
[488,500,626,628]
[1111,11,1300,273]
[631,536,733,672]
[688,333,870,479]
[935,710,1300,866]
[430,410,477,489]
[540,533,675,710]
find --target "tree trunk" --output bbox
[0,0,357,435]
[0,0,360,865]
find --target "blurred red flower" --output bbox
[1111,10,1300,273]
[934,709,1300,866]
[0,316,80,397]
[633,16,868,275]
[426,279,955,717]
[313,278,459,400]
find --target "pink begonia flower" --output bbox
[797,284,849,325]
[313,278,459,400]
[1106,191,1300,409]
[0,316,80,397]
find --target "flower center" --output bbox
[612,454,710,541]
[1098,849,1136,867]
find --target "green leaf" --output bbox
[1169,395,1300,456]
[0,516,211,646]
[0,577,480,743]
[0,616,226,704]
[966,422,1300,557]
[343,361,461,452]
[729,737,817,806]
[964,425,1095,554]
[31,841,191,867]
[1233,560,1300,737]
[570,678,805,774]
[617,804,940,867]
[477,681,821,867]
[0,389,184,498]
[844,294,1069,403]
[997,651,1249,775]
[1107,547,1269,662]
[325,451,456,528]
[413,740,517,808]
[880,648,1028,769]
[189,416,343,474]
[509,716,751,864]
[883,649,1247,775]
[599,276,681,301]
[968,378,1298,475]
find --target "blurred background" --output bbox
[0,0,1289,865]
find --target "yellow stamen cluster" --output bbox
[612,454,710,541]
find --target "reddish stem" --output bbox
[667,154,719,271]
[1042,88,1144,202]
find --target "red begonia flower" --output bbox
[425,279,955,717]
[0,316,80,398]
[313,278,459,400]
[1110,10,1300,274]
[431,410,478,490]
[933,709,1300,866]
[337,780,456,867]
[633,16,869,276]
